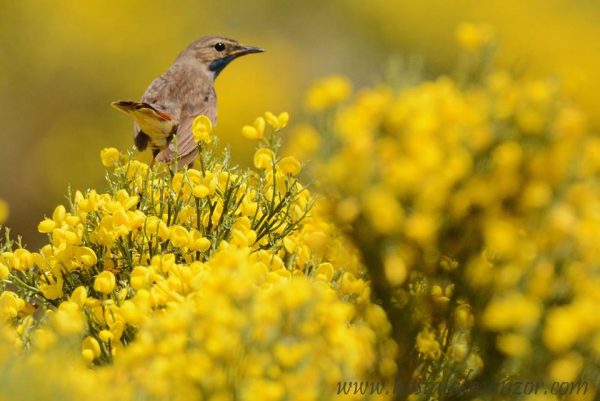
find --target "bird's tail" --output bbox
[111,101,174,121]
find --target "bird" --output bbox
[111,35,264,168]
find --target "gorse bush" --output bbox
[286,23,600,400]
[0,115,396,400]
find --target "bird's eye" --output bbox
[214,42,226,52]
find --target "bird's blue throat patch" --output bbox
[209,56,236,78]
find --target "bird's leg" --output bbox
[150,149,160,168]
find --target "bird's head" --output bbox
[181,36,264,78]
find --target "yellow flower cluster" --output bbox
[304,75,352,113]
[0,113,395,399]
[242,111,289,140]
[292,35,600,398]
[115,246,394,400]
[0,326,124,401]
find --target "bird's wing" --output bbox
[137,75,181,147]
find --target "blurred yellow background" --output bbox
[1,0,599,248]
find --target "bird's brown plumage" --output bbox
[112,35,263,168]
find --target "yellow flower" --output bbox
[264,111,290,130]
[543,307,579,352]
[278,156,301,176]
[189,230,211,252]
[456,22,495,51]
[242,125,259,139]
[335,197,360,223]
[94,270,116,295]
[278,112,290,128]
[242,116,266,140]
[0,262,8,280]
[339,271,366,296]
[483,217,521,258]
[315,262,334,282]
[116,189,139,210]
[483,293,541,330]
[0,198,8,225]
[51,301,85,335]
[496,333,530,357]
[192,114,212,144]
[548,352,584,382]
[285,124,321,159]
[384,251,407,286]
[77,190,99,213]
[169,225,190,248]
[130,266,150,290]
[305,75,352,112]
[404,213,438,245]
[0,291,25,320]
[362,188,404,234]
[52,204,67,225]
[82,336,102,362]
[274,342,308,368]
[119,300,144,325]
[100,147,120,167]
[76,247,98,268]
[40,275,64,300]
[13,249,34,271]
[192,184,210,198]
[70,286,88,307]
[253,148,275,170]
[416,329,441,360]
[99,329,114,342]
[37,218,57,233]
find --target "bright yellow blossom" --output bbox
[242,116,266,139]
[482,293,541,330]
[0,291,25,320]
[278,156,301,176]
[253,148,274,170]
[496,333,530,357]
[100,147,120,167]
[192,114,212,144]
[51,301,85,335]
[82,336,102,362]
[0,263,8,280]
[383,251,407,286]
[169,225,189,248]
[191,184,210,198]
[264,111,289,130]
[416,328,441,360]
[305,75,352,112]
[94,271,116,294]
[548,352,584,382]
[37,218,56,233]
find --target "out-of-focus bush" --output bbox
[342,0,600,123]
[1,1,599,250]
[288,24,600,399]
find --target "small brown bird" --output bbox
[112,36,263,167]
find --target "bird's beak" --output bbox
[233,45,265,57]
[210,45,265,77]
